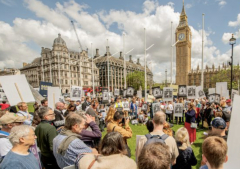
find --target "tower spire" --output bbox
[181,0,186,16]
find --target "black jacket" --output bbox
[172,142,197,169]
[82,101,90,111]
[53,109,64,128]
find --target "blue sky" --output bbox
[0,0,240,82]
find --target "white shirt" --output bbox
[166,104,173,114]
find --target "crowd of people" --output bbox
[0,94,232,169]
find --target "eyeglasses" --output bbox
[46,113,55,116]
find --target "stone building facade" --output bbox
[93,46,153,90]
[20,34,99,93]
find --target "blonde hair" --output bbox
[175,127,191,150]
[105,106,115,123]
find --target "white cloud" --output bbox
[185,4,192,9]
[0,0,15,6]
[229,14,240,27]
[0,0,237,83]
[216,0,227,8]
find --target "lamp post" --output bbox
[229,34,236,98]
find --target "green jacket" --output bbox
[35,121,58,157]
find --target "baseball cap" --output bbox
[226,99,231,103]
[0,113,26,125]
[211,117,226,129]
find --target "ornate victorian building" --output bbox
[20,34,99,93]
[93,46,153,90]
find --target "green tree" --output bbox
[126,71,145,90]
[211,66,240,90]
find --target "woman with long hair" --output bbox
[105,106,115,125]
[172,127,197,169]
[184,102,197,144]
[79,132,137,169]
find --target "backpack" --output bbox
[144,134,169,146]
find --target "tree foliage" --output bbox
[126,71,145,91]
[211,66,240,90]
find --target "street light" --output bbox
[229,34,236,98]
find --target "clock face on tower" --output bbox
[178,33,185,40]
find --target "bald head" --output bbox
[55,102,64,111]
[153,111,166,126]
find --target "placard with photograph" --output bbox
[152,87,162,99]
[178,85,187,97]
[48,87,61,110]
[102,91,109,101]
[187,86,196,99]
[126,87,134,97]
[0,75,35,106]
[196,86,205,99]
[70,86,82,100]
[123,101,130,111]
[141,103,148,111]
[114,89,120,96]
[174,103,184,117]
[137,90,142,98]
[208,93,220,103]
[152,102,161,116]
[163,87,173,101]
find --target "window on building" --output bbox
[85,75,88,79]
[65,80,68,85]
[84,81,88,85]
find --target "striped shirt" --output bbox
[53,134,92,168]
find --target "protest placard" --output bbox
[39,81,52,97]
[70,86,82,100]
[48,87,61,110]
[0,75,35,106]
[163,87,173,101]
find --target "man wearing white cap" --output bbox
[0,113,25,163]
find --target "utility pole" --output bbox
[201,14,205,88]
[165,69,167,87]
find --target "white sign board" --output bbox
[216,82,228,97]
[231,89,239,101]
[225,95,240,168]
[137,90,142,98]
[174,103,184,117]
[70,86,82,101]
[163,87,173,101]
[208,88,215,95]
[187,86,196,99]
[0,75,35,105]
[48,87,61,110]
[196,86,205,99]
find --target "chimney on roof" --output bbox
[23,62,28,67]
[119,51,124,60]
[94,48,100,59]
[129,55,133,63]
[137,58,141,65]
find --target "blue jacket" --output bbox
[185,109,196,123]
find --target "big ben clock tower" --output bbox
[175,1,192,85]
